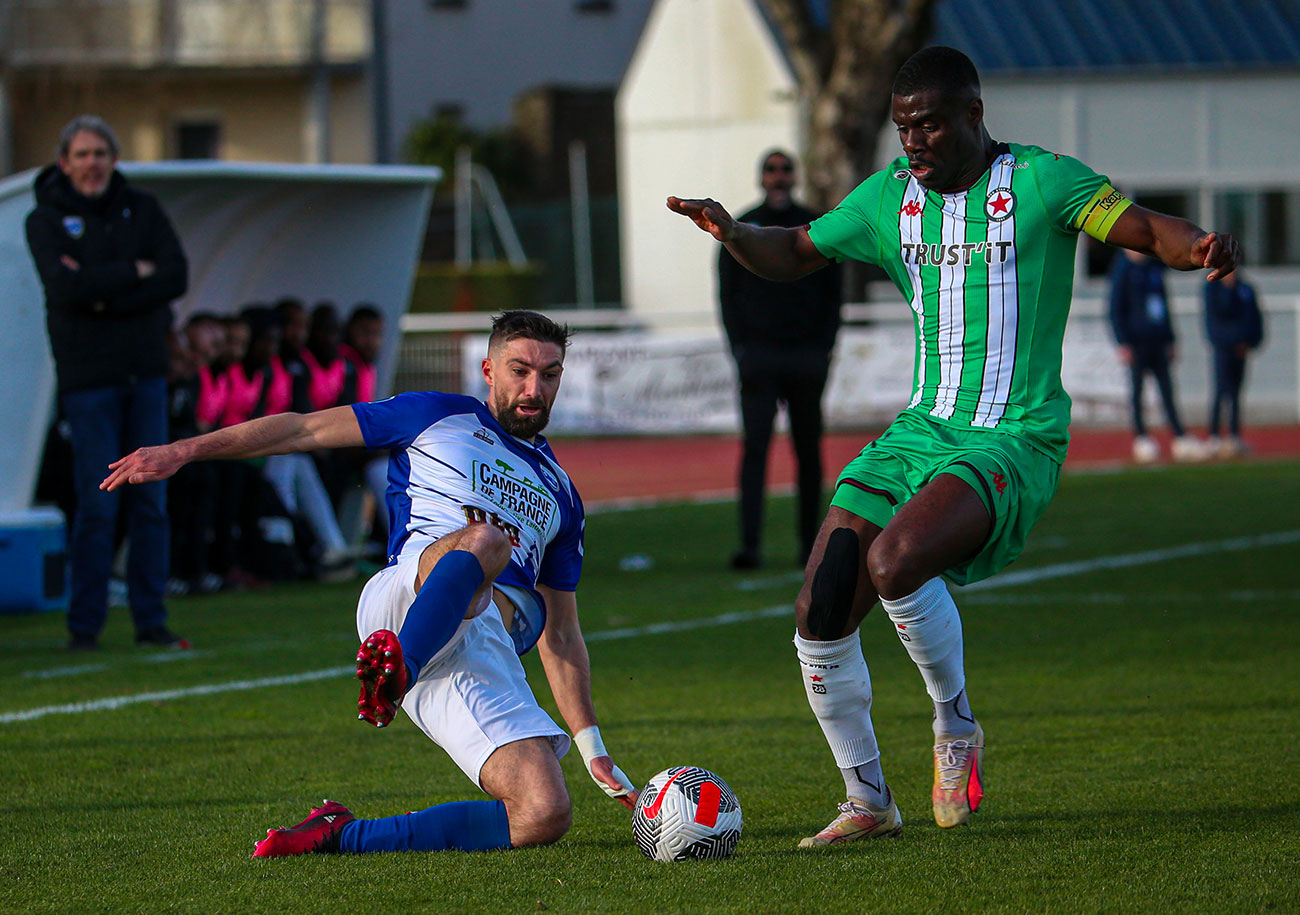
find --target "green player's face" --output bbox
[891,89,984,191]
[483,337,564,440]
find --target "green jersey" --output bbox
[807,142,1130,462]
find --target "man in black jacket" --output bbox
[25,115,189,650]
[719,150,842,569]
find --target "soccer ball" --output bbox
[632,766,742,861]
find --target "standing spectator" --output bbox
[1108,249,1203,463]
[1204,267,1264,457]
[24,115,188,650]
[719,150,842,569]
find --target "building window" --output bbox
[175,121,221,160]
[1215,189,1300,267]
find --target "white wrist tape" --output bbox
[573,726,634,799]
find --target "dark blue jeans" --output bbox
[60,377,170,638]
[1127,341,1184,438]
[1209,345,1247,437]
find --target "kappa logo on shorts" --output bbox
[988,469,1007,496]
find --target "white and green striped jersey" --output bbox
[808,142,1130,462]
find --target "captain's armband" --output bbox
[1073,183,1132,242]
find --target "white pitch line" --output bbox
[0,667,353,724]
[6,530,1298,724]
[585,605,788,642]
[964,529,1300,591]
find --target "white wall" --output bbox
[617,0,801,324]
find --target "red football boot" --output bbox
[251,800,355,858]
[355,629,409,727]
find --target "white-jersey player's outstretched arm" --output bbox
[535,583,639,809]
[101,405,365,491]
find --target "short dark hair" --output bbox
[185,310,222,328]
[892,46,980,99]
[488,310,571,355]
[273,296,305,321]
[759,148,795,172]
[347,303,382,326]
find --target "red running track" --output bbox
[552,425,1300,505]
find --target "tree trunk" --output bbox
[758,0,936,210]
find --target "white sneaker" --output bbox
[933,723,986,828]
[798,791,903,847]
[1132,436,1160,464]
[1172,435,1208,462]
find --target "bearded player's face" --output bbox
[483,337,564,440]
[892,88,984,191]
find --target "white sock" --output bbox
[881,578,976,738]
[794,631,888,807]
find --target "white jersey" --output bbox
[351,392,584,654]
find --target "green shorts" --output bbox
[830,410,1062,586]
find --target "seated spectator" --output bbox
[166,318,221,595]
[341,304,383,404]
[238,304,353,581]
[339,304,389,549]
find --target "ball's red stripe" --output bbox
[694,781,721,828]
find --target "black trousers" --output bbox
[1209,345,1247,437]
[1128,341,1184,438]
[735,348,830,559]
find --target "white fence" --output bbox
[399,296,1300,434]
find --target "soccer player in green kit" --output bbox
[669,46,1240,846]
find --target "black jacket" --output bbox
[25,166,188,393]
[718,201,841,359]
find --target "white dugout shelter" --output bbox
[0,163,439,609]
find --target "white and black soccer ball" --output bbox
[632,766,742,862]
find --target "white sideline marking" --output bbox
[5,530,1298,724]
[0,667,352,724]
[585,605,788,642]
[965,529,1300,591]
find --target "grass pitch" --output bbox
[2,460,1299,914]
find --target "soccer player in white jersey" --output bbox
[668,46,1240,845]
[103,310,638,856]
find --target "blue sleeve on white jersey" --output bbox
[538,485,584,592]
[352,391,479,450]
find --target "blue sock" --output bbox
[337,800,511,853]
[397,550,485,686]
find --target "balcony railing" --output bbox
[3,0,369,68]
